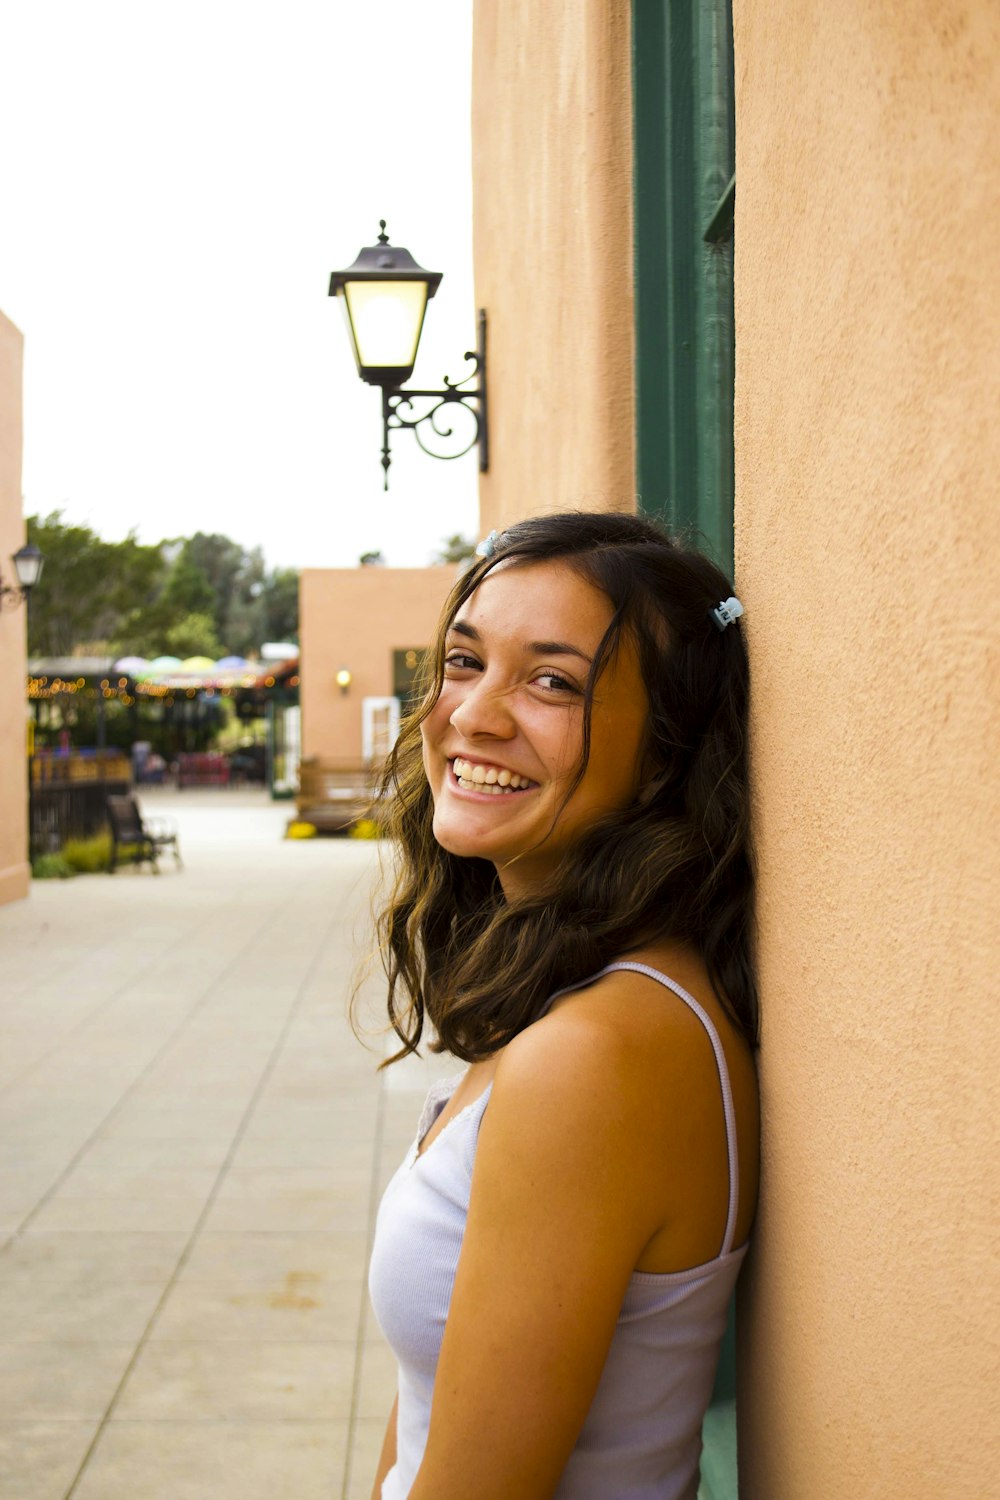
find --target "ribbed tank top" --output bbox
[368,962,749,1500]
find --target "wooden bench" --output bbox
[295,757,380,833]
[106,795,182,874]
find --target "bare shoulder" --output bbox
[515,947,745,1074]
[489,949,729,1145]
[471,973,683,1280]
[486,947,759,1258]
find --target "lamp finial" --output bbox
[378,220,389,244]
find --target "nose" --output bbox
[448,674,517,741]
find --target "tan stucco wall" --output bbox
[471,0,635,534]
[0,310,28,906]
[300,567,455,762]
[733,4,1000,1494]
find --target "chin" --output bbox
[431,809,497,864]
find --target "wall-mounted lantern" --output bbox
[328,221,488,489]
[335,668,353,695]
[0,543,45,610]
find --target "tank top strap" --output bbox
[538,960,741,1257]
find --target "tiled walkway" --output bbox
[0,792,455,1500]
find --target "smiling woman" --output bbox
[359,511,759,1500]
[421,560,648,890]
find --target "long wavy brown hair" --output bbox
[363,510,757,1065]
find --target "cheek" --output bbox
[581,722,645,808]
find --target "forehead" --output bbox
[452,558,613,644]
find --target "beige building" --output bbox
[299,565,455,764]
[472,0,636,534]
[470,2,999,1497]
[0,310,28,907]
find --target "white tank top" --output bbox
[368,962,749,1499]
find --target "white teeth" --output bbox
[451,758,533,793]
[456,776,517,795]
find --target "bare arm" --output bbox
[370,1392,398,1500]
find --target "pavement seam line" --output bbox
[339,1034,390,1500]
[61,865,366,1500]
[1,874,316,1257]
[0,875,257,1094]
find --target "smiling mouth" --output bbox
[450,757,537,795]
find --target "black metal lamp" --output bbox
[329,221,488,489]
[0,542,45,609]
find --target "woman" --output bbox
[364,511,759,1500]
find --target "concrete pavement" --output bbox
[0,791,457,1500]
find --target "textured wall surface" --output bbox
[733,3,1000,1494]
[471,0,636,533]
[300,568,455,761]
[0,311,28,906]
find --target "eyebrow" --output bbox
[449,619,593,665]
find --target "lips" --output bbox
[450,756,537,794]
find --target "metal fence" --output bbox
[29,751,131,857]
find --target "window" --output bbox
[392,647,429,710]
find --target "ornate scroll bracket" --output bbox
[379,308,489,490]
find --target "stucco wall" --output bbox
[733,3,1000,1494]
[299,567,455,762]
[0,311,28,906]
[471,0,635,534]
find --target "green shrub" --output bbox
[61,831,113,874]
[32,853,75,880]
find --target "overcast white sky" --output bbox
[0,1,479,571]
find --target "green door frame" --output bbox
[632,4,740,1496]
[633,0,736,579]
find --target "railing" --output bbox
[175,752,230,788]
[29,750,132,856]
[31,748,131,786]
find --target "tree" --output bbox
[432,533,477,565]
[260,568,299,645]
[25,513,298,661]
[166,534,289,656]
[159,554,215,617]
[163,611,224,659]
[26,512,166,657]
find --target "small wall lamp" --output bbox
[328,221,488,489]
[335,668,353,695]
[0,543,45,610]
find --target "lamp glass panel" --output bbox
[343,280,428,370]
[13,548,43,588]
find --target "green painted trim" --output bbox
[697,1400,739,1500]
[632,0,736,578]
[631,8,740,1492]
[694,0,735,575]
[703,173,736,244]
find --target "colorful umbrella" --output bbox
[112,656,149,678]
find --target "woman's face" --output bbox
[420,558,649,896]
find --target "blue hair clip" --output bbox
[710,596,745,631]
[475,529,500,558]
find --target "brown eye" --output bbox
[533,673,580,695]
